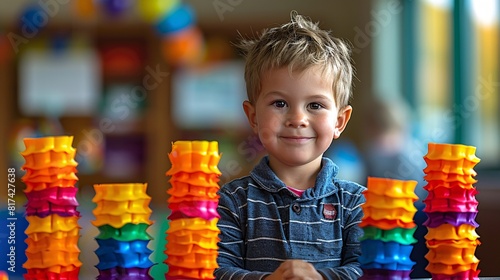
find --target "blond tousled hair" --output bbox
[237,11,354,108]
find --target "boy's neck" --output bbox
[268,156,322,190]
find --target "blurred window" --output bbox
[467,0,499,167]
[415,0,453,144]
[399,0,499,168]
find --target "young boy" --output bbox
[215,12,366,280]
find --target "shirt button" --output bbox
[292,203,301,214]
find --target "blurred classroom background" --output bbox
[0,0,499,278]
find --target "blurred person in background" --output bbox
[361,95,425,194]
[360,94,429,278]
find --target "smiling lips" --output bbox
[280,136,313,144]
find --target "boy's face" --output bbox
[243,65,352,169]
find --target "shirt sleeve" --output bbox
[214,186,271,280]
[317,185,366,280]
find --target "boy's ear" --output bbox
[334,105,352,139]
[243,100,258,133]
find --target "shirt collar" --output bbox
[250,156,340,199]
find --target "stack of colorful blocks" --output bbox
[21,136,81,279]
[164,141,221,279]
[423,143,481,279]
[92,183,154,279]
[359,177,418,280]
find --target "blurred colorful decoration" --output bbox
[73,0,98,20]
[14,0,205,66]
[94,0,204,66]
[359,177,418,280]
[138,0,179,23]
[19,4,47,35]
[165,141,221,279]
[117,0,206,66]
[160,26,204,67]
[92,183,154,279]
[153,1,204,67]
[99,43,145,78]
[100,0,134,17]
[154,3,194,35]
[20,136,82,279]
[423,143,481,279]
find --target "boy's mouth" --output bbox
[280,136,313,143]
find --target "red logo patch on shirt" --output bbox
[323,204,337,220]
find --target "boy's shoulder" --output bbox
[219,174,256,192]
[334,178,367,195]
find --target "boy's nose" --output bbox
[285,109,308,128]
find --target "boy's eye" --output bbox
[272,100,287,108]
[309,102,323,110]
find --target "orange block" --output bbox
[25,235,80,253]
[167,230,220,249]
[424,171,477,184]
[22,150,78,170]
[425,224,480,241]
[362,206,416,223]
[165,243,215,256]
[25,215,80,234]
[93,183,150,202]
[166,265,215,279]
[426,239,481,248]
[425,245,479,265]
[360,217,416,230]
[169,171,220,186]
[167,218,219,233]
[425,143,480,162]
[426,262,479,275]
[168,194,220,204]
[21,136,76,155]
[166,141,221,175]
[22,166,78,180]
[22,172,78,184]
[424,181,474,190]
[92,199,152,216]
[168,181,219,198]
[363,192,417,211]
[423,158,478,175]
[165,250,218,269]
[24,181,77,193]
[365,177,418,199]
[27,228,80,241]
[23,251,81,269]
